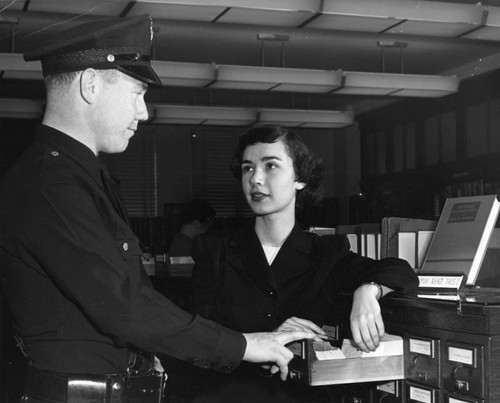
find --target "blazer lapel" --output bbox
[272,224,315,284]
[225,226,277,291]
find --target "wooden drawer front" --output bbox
[406,381,441,403]
[442,341,484,399]
[444,392,484,403]
[406,335,441,388]
[373,380,403,403]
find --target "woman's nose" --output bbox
[249,169,263,185]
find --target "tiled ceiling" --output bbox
[2,0,500,117]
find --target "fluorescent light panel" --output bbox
[258,108,354,128]
[462,6,500,41]
[386,20,479,38]
[0,54,42,80]
[153,105,256,126]
[305,0,484,37]
[131,3,226,22]
[152,104,353,128]
[26,0,124,15]
[210,65,342,93]
[152,61,216,87]
[216,8,314,27]
[462,26,500,40]
[334,72,459,97]
[2,53,459,98]
[306,14,403,32]
[133,0,319,25]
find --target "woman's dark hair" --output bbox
[230,124,325,212]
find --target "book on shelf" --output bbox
[397,232,417,269]
[346,234,358,254]
[417,230,434,269]
[420,195,500,286]
[396,230,435,270]
[365,233,381,260]
[380,217,436,260]
[337,223,381,258]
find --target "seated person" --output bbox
[164,125,419,403]
[168,198,216,257]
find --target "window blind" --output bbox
[191,130,252,218]
[100,129,157,217]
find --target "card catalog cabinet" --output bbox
[377,295,500,403]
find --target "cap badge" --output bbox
[107,54,115,62]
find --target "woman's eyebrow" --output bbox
[242,155,282,165]
[261,155,282,162]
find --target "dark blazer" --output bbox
[0,125,244,375]
[163,223,418,402]
[192,223,418,333]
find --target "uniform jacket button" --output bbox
[122,242,128,251]
[51,151,59,157]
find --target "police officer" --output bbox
[0,14,314,402]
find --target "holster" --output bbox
[23,365,166,403]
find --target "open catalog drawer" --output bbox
[287,333,404,386]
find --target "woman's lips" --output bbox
[251,192,268,201]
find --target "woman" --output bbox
[165,125,418,402]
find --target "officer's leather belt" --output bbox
[24,365,166,403]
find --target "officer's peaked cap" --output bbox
[24,14,162,88]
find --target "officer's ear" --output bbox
[80,68,99,104]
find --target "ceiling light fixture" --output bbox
[0,53,42,80]
[304,0,485,37]
[0,53,459,102]
[210,64,343,93]
[334,71,459,97]
[151,104,354,128]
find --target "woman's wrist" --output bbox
[360,281,383,300]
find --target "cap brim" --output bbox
[116,64,163,88]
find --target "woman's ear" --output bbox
[295,181,306,191]
[80,68,99,104]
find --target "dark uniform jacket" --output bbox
[165,223,419,402]
[0,125,245,375]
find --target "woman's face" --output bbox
[241,140,305,218]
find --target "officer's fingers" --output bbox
[273,346,292,381]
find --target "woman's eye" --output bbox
[266,162,278,170]
[241,165,253,173]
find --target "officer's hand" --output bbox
[243,330,314,381]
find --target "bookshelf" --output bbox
[358,68,500,223]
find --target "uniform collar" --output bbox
[34,124,102,184]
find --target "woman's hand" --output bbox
[350,284,386,352]
[275,316,326,342]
